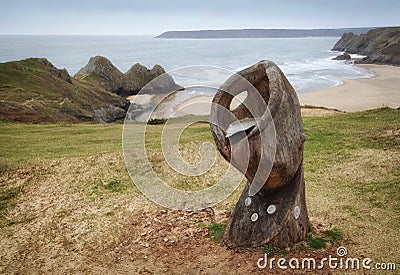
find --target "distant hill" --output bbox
[156,28,373,39]
[332,27,400,65]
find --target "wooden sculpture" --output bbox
[210,61,309,248]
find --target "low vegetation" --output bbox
[0,107,398,273]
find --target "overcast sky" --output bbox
[0,0,399,35]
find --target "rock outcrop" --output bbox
[75,56,182,96]
[121,63,149,94]
[0,58,129,123]
[75,56,123,92]
[332,52,351,60]
[143,65,181,93]
[332,27,400,66]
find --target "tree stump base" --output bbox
[224,165,309,248]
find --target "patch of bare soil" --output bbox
[85,208,339,274]
[372,127,400,144]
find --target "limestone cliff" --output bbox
[75,56,182,96]
[332,27,400,66]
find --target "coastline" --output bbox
[298,64,400,112]
[172,64,400,116]
[129,64,400,118]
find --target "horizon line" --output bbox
[1,25,398,36]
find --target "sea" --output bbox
[0,35,372,94]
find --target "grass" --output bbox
[0,108,399,263]
[262,228,344,255]
[88,179,130,199]
[0,186,22,217]
[303,107,399,159]
[263,245,275,256]
[147,118,167,125]
[322,228,343,244]
[207,223,226,241]
[306,228,344,250]
[0,183,34,228]
[307,233,327,249]
[0,121,123,162]
[2,108,396,162]
[0,161,8,176]
[144,119,230,191]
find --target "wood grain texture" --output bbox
[210,60,309,248]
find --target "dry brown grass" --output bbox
[306,149,400,261]
[0,108,399,273]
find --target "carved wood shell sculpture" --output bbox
[210,60,306,195]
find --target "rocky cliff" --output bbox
[0,58,129,123]
[332,27,400,65]
[74,56,123,92]
[75,56,182,96]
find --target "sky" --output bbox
[0,0,399,35]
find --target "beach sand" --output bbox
[127,94,155,105]
[172,92,246,116]
[173,96,213,116]
[298,64,400,112]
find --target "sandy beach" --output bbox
[127,94,155,105]
[298,64,400,112]
[131,64,399,118]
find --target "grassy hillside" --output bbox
[0,108,399,273]
[0,58,128,122]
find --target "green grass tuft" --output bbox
[147,118,167,125]
[307,233,327,249]
[263,245,275,256]
[104,179,128,193]
[323,228,343,244]
[88,179,129,199]
[0,160,8,176]
[207,223,226,242]
[0,185,24,226]
[0,187,20,213]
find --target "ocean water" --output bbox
[0,35,372,93]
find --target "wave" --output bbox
[281,57,372,93]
